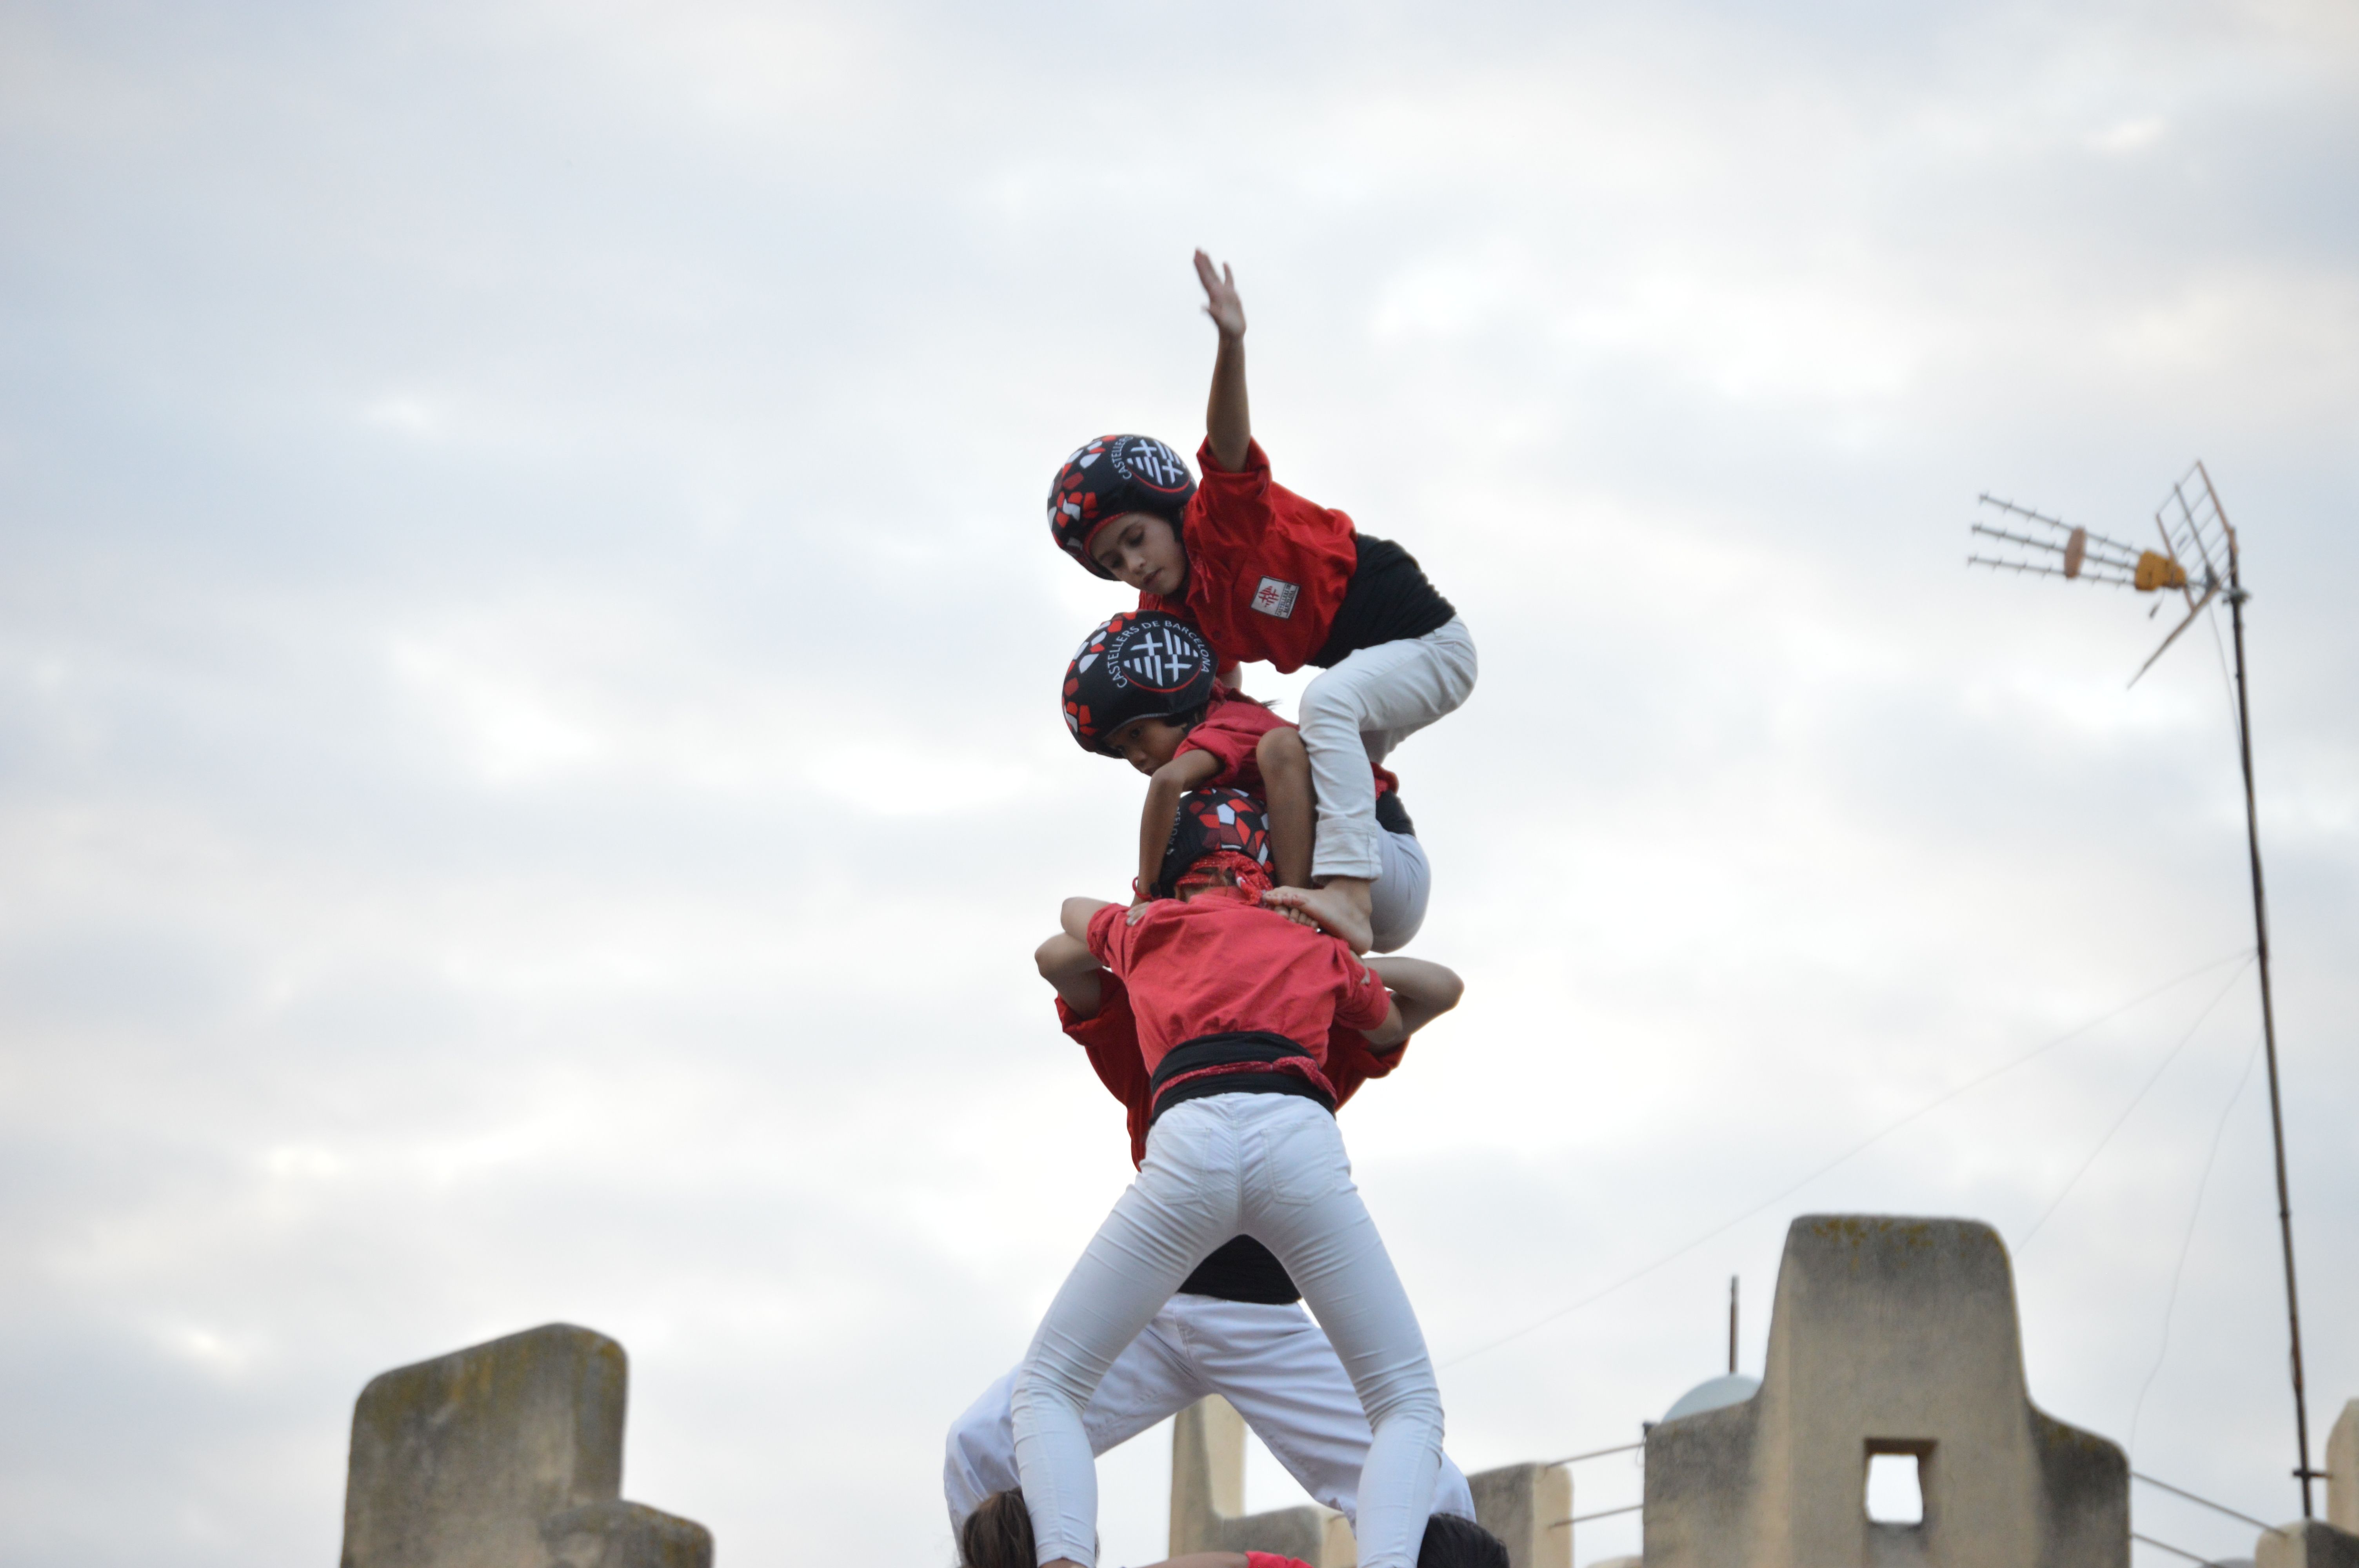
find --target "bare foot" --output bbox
[1261,884,1373,955]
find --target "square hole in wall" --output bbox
[1865,1452,1924,1525]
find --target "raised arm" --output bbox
[1137,749,1222,897]
[1195,250,1250,472]
[1033,931,1105,1016]
[1358,956,1464,1050]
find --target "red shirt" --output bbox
[1179,687,1399,800]
[1059,972,1408,1168]
[1140,439,1358,674]
[1085,891,1393,1109]
[1245,1556,1315,1568]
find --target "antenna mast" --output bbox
[2193,466,2317,1517]
[1970,464,2315,1516]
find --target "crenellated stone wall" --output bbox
[339,1323,711,1568]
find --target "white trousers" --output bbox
[1011,1095,1444,1568]
[1367,829,1430,955]
[945,1294,1475,1531]
[1299,618,1478,895]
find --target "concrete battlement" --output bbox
[1645,1215,2127,1568]
[339,1323,710,1568]
[1167,1216,2145,1567]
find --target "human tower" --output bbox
[943,253,1494,1568]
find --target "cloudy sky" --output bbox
[2,1,2354,1564]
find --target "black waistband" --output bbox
[1149,1031,1312,1094]
[1147,1031,1336,1125]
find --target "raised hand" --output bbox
[1195,250,1251,470]
[1194,249,1247,339]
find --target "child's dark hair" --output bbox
[957,1489,1033,1568]
[1420,1512,1510,1568]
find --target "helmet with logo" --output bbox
[1155,787,1274,899]
[1047,434,1197,578]
[1063,611,1218,753]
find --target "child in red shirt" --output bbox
[1045,252,1478,953]
[1008,799,1449,1568]
[1063,610,1432,948]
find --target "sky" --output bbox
[1,1,2355,1564]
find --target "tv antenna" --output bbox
[1969,463,2318,1517]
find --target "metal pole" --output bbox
[1728,1277,1739,1376]
[2220,494,2315,1517]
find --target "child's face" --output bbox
[1087,512,1189,598]
[1105,715,1187,775]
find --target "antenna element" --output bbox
[1965,465,2313,1517]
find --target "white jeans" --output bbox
[1300,618,1478,893]
[945,1294,1475,1531]
[1011,1095,1444,1568]
[1368,829,1430,955]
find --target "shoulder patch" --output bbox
[1249,577,1299,619]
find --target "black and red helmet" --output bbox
[1063,611,1218,753]
[1047,435,1197,578]
[1155,787,1273,898]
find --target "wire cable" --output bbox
[2133,1529,2228,1564]
[2015,958,2253,1252]
[2134,1469,2281,1534]
[2127,1029,2268,1458]
[1438,948,2254,1368]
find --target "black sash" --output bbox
[1147,1030,1336,1126]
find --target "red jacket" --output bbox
[1140,439,1358,674]
[1086,893,1392,1110]
[1057,971,1408,1168]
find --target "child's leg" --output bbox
[1235,1098,1443,1568]
[1011,1103,1243,1567]
[1366,830,1430,954]
[1292,620,1478,935]
[1254,727,1316,889]
[1347,617,1478,768]
[945,1309,1206,1532]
